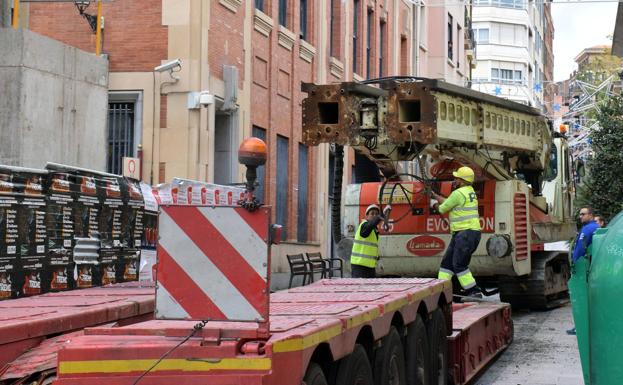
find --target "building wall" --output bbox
[425,1,467,85]
[28,1,168,72]
[471,1,550,110]
[0,27,108,169]
[543,3,554,114]
[23,0,474,288]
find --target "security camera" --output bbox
[154,59,181,73]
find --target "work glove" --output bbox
[382,205,392,217]
[381,205,392,232]
[430,198,439,210]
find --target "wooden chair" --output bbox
[286,254,312,288]
[306,252,343,279]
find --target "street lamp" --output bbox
[74,1,98,33]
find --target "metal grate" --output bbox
[107,102,135,175]
[513,193,529,261]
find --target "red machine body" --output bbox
[357,180,497,235]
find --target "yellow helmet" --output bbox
[452,166,475,183]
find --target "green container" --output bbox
[569,255,590,385]
[571,211,623,384]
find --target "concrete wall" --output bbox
[0,28,108,170]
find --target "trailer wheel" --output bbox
[374,327,407,385]
[405,315,429,385]
[427,309,448,385]
[303,362,328,385]
[336,344,374,385]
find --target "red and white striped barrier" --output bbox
[155,206,270,322]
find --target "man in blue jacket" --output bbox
[571,206,600,264]
[567,206,600,335]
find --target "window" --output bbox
[366,9,373,79]
[400,36,408,75]
[379,20,386,77]
[420,5,427,46]
[535,30,543,55]
[255,0,264,11]
[107,102,135,175]
[330,0,341,58]
[279,0,287,27]
[498,24,510,44]
[447,14,453,61]
[353,0,360,73]
[484,22,526,47]
[500,69,513,80]
[544,143,558,181]
[252,126,267,203]
[474,0,525,8]
[476,28,489,43]
[297,144,309,242]
[491,67,522,83]
[300,0,308,41]
[276,135,289,240]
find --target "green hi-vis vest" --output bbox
[351,221,379,268]
[449,186,481,233]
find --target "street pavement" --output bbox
[473,303,584,385]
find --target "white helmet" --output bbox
[365,204,381,215]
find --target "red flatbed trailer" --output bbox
[51,205,512,385]
[53,279,511,385]
[3,206,513,385]
[0,282,154,384]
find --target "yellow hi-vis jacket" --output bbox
[351,220,379,268]
[438,186,481,233]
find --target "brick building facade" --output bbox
[23,0,472,286]
[543,2,555,115]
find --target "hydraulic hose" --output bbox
[332,145,344,243]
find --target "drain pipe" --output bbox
[410,0,422,76]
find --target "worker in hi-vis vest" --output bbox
[429,166,483,297]
[350,204,388,278]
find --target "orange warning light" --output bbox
[238,137,267,167]
[559,124,568,134]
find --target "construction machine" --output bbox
[50,137,514,385]
[302,77,576,308]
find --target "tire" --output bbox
[303,362,328,385]
[336,344,374,385]
[374,327,407,385]
[405,315,430,385]
[426,309,448,385]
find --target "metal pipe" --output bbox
[12,0,19,28]
[95,0,102,55]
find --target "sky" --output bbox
[552,2,618,81]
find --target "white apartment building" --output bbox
[471,0,547,109]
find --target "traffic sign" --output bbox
[122,157,140,179]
